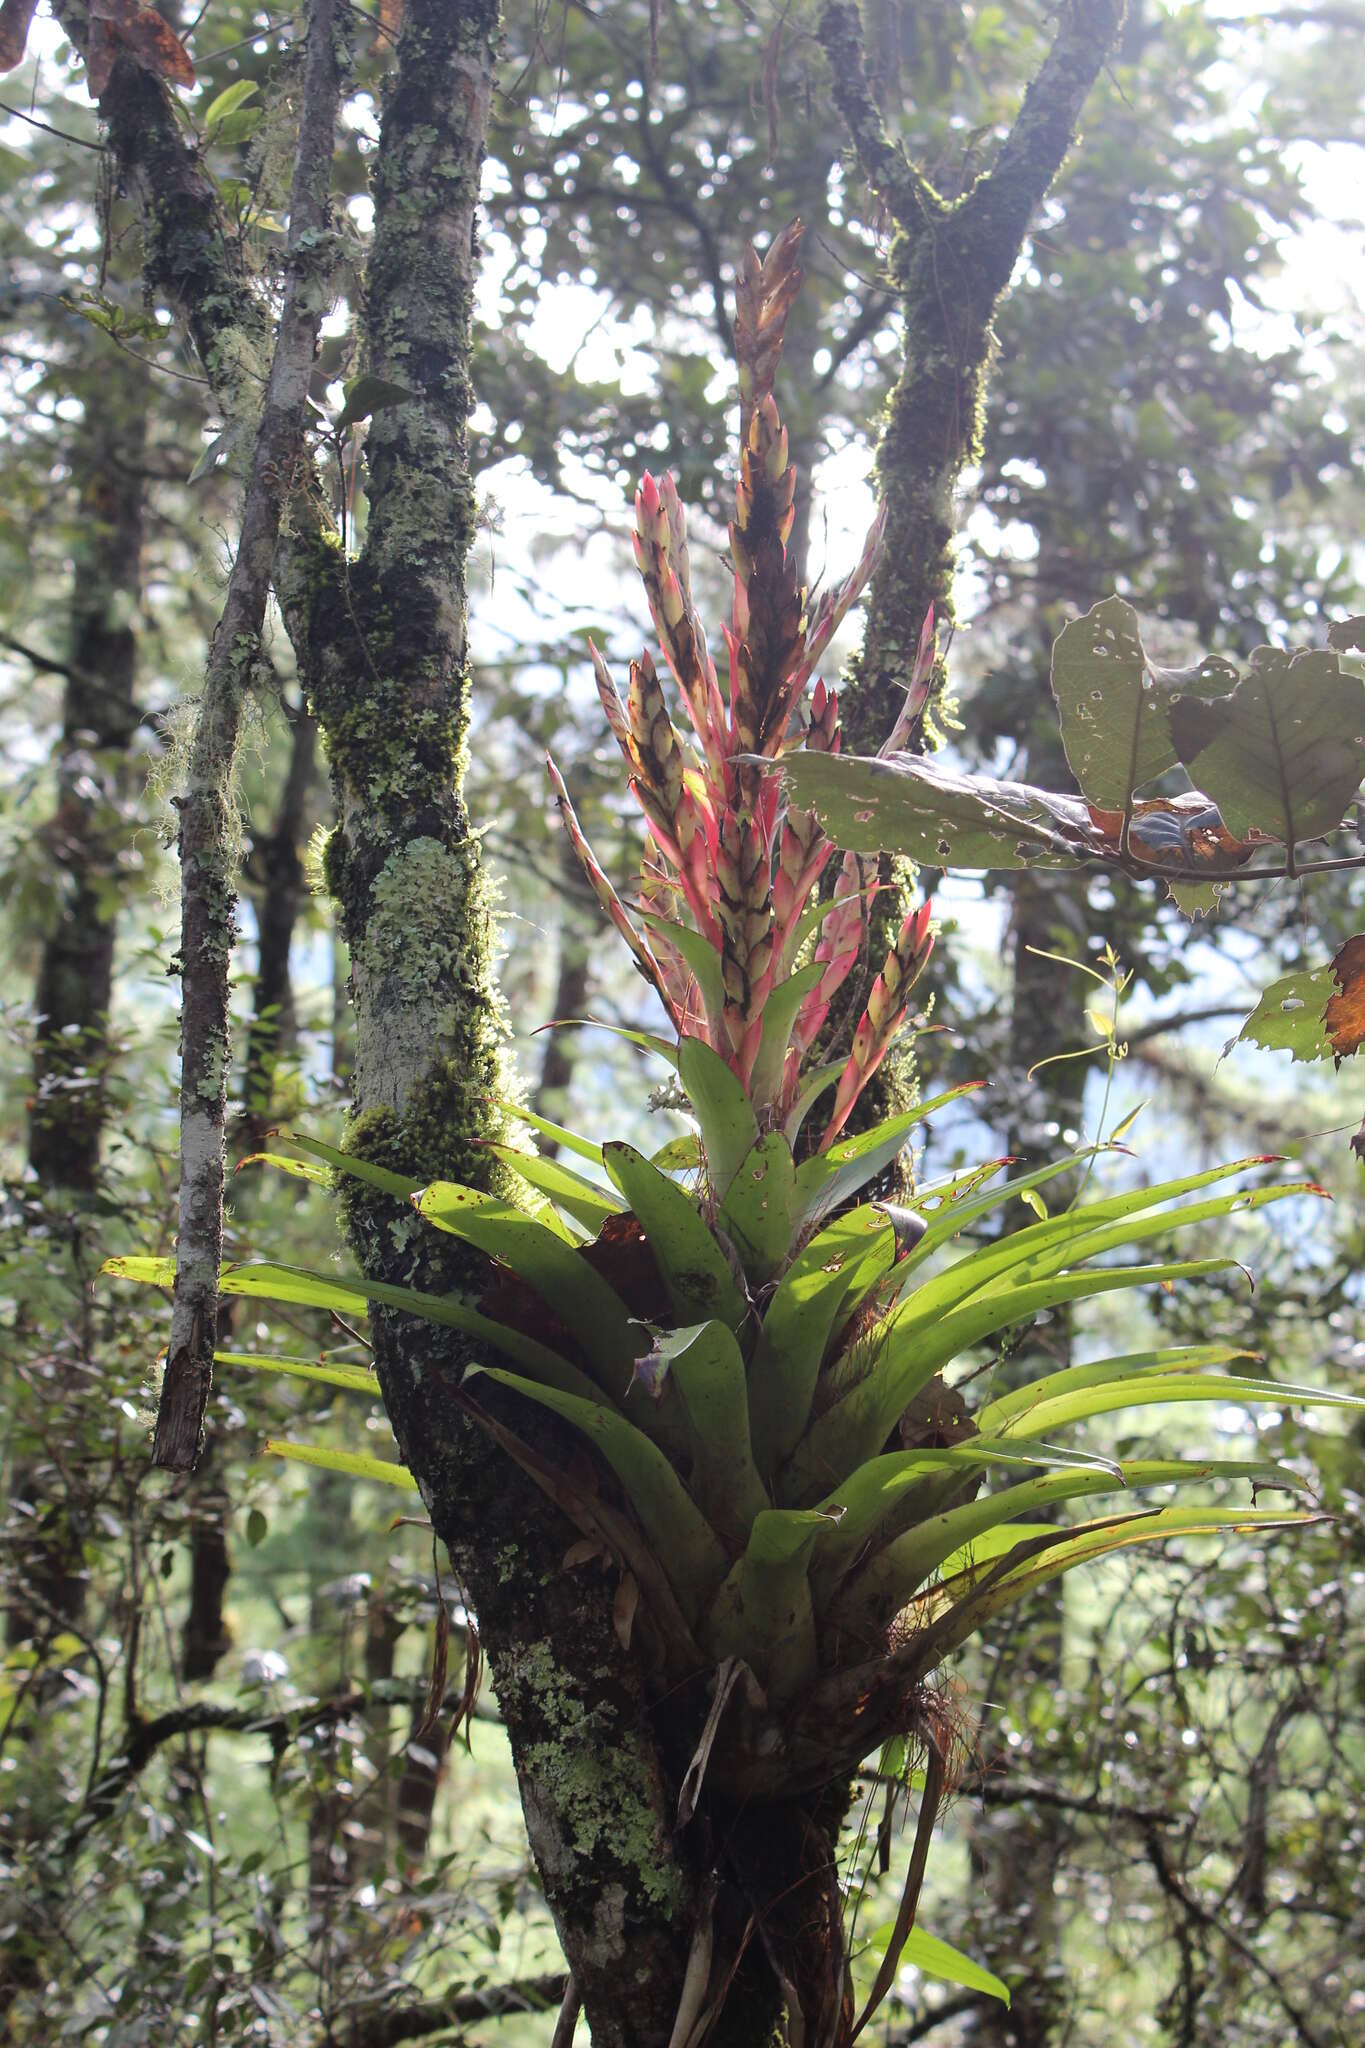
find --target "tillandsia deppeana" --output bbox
[546,218,938,1150]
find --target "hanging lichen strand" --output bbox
[547,219,935,1146]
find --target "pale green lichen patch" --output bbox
[508,1640,687,1924]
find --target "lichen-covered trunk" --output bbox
[295,8,719,2040]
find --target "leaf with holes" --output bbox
[1167,647,1365,846]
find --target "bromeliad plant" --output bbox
[106,224,1360,2037]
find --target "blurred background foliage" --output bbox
[1,1,1363,2042]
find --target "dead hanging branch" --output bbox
[155,0,343,1470]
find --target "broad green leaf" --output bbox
[265,1441,417,1491]
[1234,967,1335,1063]
[104,1256,606,1407]
[704,1509,835,1702]
[202,79,259,135]
[469,1367,727,1625]
[1167,646,1365,845]
[976,1344,1251,1434]
[335,374,419,433]
[211,108,264,148]
[1051,597,1236,811]
[886,1928,1010,2008]
[749,1207,895,1477]
[645,1322,770,1539]
[792,1086,983,1232]
[650,1132,702,1170]
[215,1351,378,1394]
[677,1035,759,1197]
[414,1183,645,1397]
[601,1142,747,1329]
[482,1141,622,1235]
[776,749,1096,869]
[717,1132,796,1281]
[748,961,823,1108]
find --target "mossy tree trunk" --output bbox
[819,0,1126,750]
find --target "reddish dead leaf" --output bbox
[1324,933,1365,1061]
[379,0,403,32]
[579,1209,664,1318]
[0,0,39,73]
[115,8,195,85]
[85,0,195,95]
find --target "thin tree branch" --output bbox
[155,0,343,1469]
[319,1972,569,2048]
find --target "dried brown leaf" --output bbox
[1324,933,1365,1061]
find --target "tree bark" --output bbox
[818,0,1127,751]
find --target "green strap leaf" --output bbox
[716,1131,797,1281]
[748,1207,895,1478]
[887,1929,1009,2009]
[976,1344,1253,1434]
[747,961,823,1109]
[844,1459,1301,1628]
[286,1132,424,1197]
[677,1035,759,1197]
[703,1509,835,1704]
[785,1257,1237,1502]
[640,912,727,1027]
[927,1507,1323,1662]
[493,1099,604,1165]
[415,1183,645,1398]
[265,1440,418,1491]
[791,1085,984,1232]
[646,1321,770,1540]
[482,1140,622,1235]
[104,1256,607,1407]
[215,1351,379,1395]
[600,1142,747,1329]
[807,1438,1125,1609]
[237,1151,332,1188]
[468,1366,728,1626]
[1002,1372,1365,1440]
